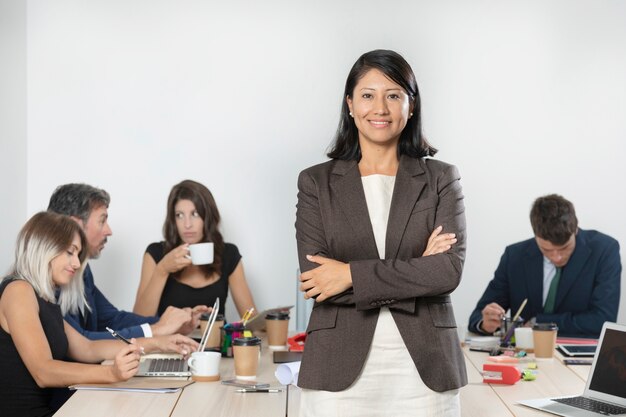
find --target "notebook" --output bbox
[137,299,220,377]
[518,322,626,416]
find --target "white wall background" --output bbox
[6,0,626,329]
[0,0,27,276]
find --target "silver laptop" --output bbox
[137,299,220,377]
[518,322,626,416]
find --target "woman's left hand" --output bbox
[422,225,457,256]
[300,255,352,302]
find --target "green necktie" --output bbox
[543,267,562,314]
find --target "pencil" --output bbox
[512,298,528,322]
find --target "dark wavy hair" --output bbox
[530,194,578,245]
[327,49,437,160]
[163,180,223,277]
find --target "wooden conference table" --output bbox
[55,338,591,417]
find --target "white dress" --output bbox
[300,174,460,417]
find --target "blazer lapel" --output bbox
[385,155,426,259]
[556,232,591,310]
[524,244,544,314]
[330,160,379,259]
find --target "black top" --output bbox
[0,278,69,417]
[146,242,242,316]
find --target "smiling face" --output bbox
[346,68,412,150]
[50,232,82,287]
[535,234,576,268]
[175,199,204,244]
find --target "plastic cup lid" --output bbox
[266,312,290,320]
[533,322,558,331]
[233,336,262,346]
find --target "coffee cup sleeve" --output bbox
[274,361,301,387]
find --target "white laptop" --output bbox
[137,299,219,377]
[518,322,626,416]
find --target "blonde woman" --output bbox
[0,212,197,416]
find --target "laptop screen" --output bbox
[588,327,626,400]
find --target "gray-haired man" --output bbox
[48,183,207,340]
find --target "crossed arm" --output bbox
[295,165,465,308]
[299,226,458,302]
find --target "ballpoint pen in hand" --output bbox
[106,327,145,354]
[106,327,131,344]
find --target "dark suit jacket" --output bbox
[295,155,468,392]
[64,264,158,340]
[468,230,621,338]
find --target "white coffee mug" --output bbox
[187,242,214,265]
[515,327,534,350]
[187,351,221,381]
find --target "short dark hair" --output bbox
[48,183,110,223]
[327,49,437,161]
[530,194,578,245]
[163,180,224,276]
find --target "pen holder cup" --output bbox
[499,317,524,346]
[222,323,248,357]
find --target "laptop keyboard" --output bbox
[554,396,626,415]
[147,358,186,373]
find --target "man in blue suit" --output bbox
[469,194,621,338]
[48,183,207,340]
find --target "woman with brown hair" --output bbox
[296,49,466,416]
[133,180,256,318]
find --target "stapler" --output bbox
[287,333,306,352]
[482,363,521,385]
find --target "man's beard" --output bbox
[89,238,107,259]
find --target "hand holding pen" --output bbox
[480,303,506,333]
[110,343,142,381]
[105,327,142,381]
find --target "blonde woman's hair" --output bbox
[8,211,90,316]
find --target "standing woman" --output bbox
[0,212,197,417]
[134,180,256,318]
[296,50,467,416]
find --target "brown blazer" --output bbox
[295,155,468,392]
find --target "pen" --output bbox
[106,327,131,344]
[236,389,283,393]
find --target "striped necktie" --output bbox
[543,267,562,314]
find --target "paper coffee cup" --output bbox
[266,312,289,350]
[187,242,214,265]
[187,351,221,382]
[532,323,558,359]
[233,336,261,380]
